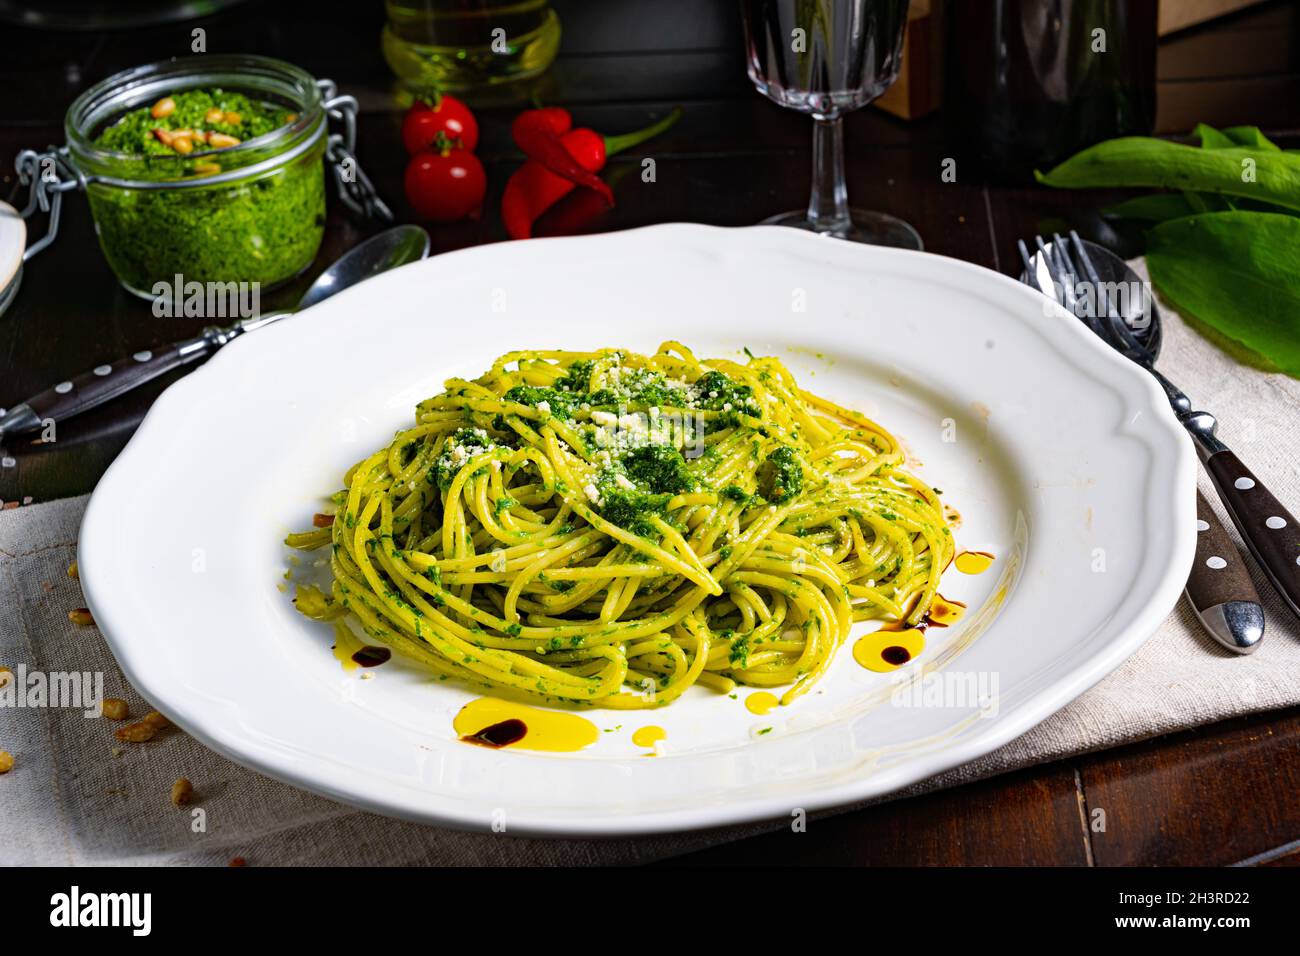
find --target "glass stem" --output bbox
[807,116,850,235]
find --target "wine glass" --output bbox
[741,0,922,248]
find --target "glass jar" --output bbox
[16,54,388,301]
[381,0,561,94]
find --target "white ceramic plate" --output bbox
[80,224,1195,836]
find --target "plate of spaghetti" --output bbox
[79,224,1195,835]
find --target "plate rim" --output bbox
[78,223,1197,837]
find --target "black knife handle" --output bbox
[1205,449,1300,621]
[2,336,213,436]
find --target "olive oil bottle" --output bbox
[382,0,561,93]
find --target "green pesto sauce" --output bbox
[87,88,323,292]
[96,89,293,156]
[757,445,804,504]
[596,479,672,538]
[590,444,695,538]
[503,385,577,420]
[691,370,761,417]
[622,444,693,495]
[499,362,773,536]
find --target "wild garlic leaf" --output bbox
[1146,211,1300,377]
[1194,123,1235,150]
[1222,126,1282,151]
[1037,137,1300,212]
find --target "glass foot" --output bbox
[761,208,923,249]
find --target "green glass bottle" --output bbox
[382,0,562,94]
[945,0,1157,183]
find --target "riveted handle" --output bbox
[1185,489,1264,653]
[1205,449,1300,621]
[1,342,207,437]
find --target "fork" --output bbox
[1021,231,1296,644]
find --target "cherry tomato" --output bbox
[404,148,487,222]
[402,95,479,154]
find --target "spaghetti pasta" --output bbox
[286,342,952,709]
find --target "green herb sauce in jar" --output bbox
[88,88,325,296]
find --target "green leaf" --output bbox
[1222,126,1281,151]
[1183,191,1235,213]
[1145,211,1300,377]
[1036,137,1300,212]
[1194,124,1281,152]
[1194,123,1234,149]
[1104,127,1289,223]
[1104,193,1199,222]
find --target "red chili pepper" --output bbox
[511,109,612,205]
[501,108,682,240]
[534,168,630,238]
[513,106,572,139]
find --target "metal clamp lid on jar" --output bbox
[7,55,392,287]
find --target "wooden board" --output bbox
[876,0,942,120]
[1160,0,1269,36]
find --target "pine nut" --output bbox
[171,777,194,806]
[205,108,225,124]
[171,136,194,155]
[101,698,129,720]
[224,111,242,125]
[151,97,176,119]
[207,132,241,149]
[67,560,78,579]
[114,721,156,743]
[0,751,14,774]
[68,607,95,626]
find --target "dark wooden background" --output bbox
[2,0,1298,865]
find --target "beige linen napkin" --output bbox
[3,262,1299,865]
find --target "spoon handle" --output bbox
[1186,489,1265,652]
[0,313,287,438]
[1204,448,1300,622]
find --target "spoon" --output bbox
[0,225,429,439]
[1023,235,1268,653]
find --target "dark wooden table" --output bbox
[3,0,1298,866]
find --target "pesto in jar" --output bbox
[96,88,295,156]
[88,88,325,297]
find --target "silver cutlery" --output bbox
[1020,231,1273,652]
